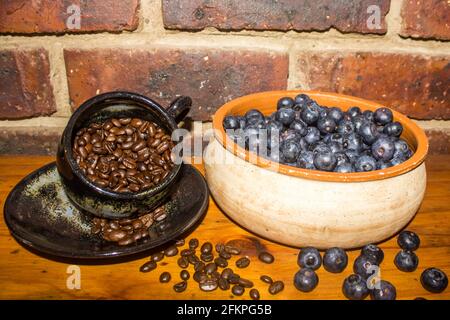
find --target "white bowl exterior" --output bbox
[204,139,426,249]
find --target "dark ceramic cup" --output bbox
[56,91,191,219]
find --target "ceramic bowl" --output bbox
[204,90,428,249]
[57,91,191,219]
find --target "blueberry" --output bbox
[297,151,315,169]
[317,117,336,134]
[297,247,322,270]
[223,115,240,130]
[323,248,348,273]
[293,268,319,292]
[334,151,350,166]
[361,244,384,264]
[376,160,392,170]
[298,137,309,151]
[328,141,344,153]
[276,108,296,126]
[354,155,377,172]
[374,107,393,125]
[314,151,337,172]
[348,106,361,118]
[311,142,331,155]
[245,109,264,123]
[371,136,395,161]
[289,120,308,136]
[397,230,420,251]
[328,107,344,123]
[370,280,396,300]
[352,115,366,132]
[300,104,320,125]
[277,96,295,110]
[394,250,419,272]
[383,122,403,137]
[358,122,379,145]
[342,274,369,300]
[294,93,311,107]
[394,139,410,154]
[336,120,355,135]
[420,268,448,293]
[267,120,284,135]
[304,127,321,145]
[281,140,301,163]
[343,133,363,152]
[362,110,374,121]
[334,162,355,173]
[281,128,302,142]
[345,149,360,163]
[323,133,343,144]
[353,255,379,279]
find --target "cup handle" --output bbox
[167,96,192,124]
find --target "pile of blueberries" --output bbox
[292,230,448,300]
[223,94,413,172]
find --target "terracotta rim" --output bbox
[212,90,429,182]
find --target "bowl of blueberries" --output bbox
[204,90,428,249]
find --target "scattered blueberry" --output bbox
[353,255,379,279]
[397,230,420,251]
[420,268,448,293]
[293,268,319,292]
[323,247,348,273]
[297,247,322,270]
[342,274,369,300]
[394,250,419,272]
[361,244,384,265]
[370,280,396,300]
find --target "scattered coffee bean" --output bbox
[228,273,240,284]
[159,272,171,283]
[221,268,233,280]
[189,238,199,249]
[236,257,250,268]
[151,252,164,262]
[201,242,213,254]
[260,275,273,284]
[205,263,217,275]
[164,245,178,257]
[177,256,189,269]
[215,243,225,253]
[180,270,190,281]
[238,278,254,288]
[249,288,260,300]
[214,257,228,268]
[201,253,214,262]
[139,261,157,273]
[194,261,206,272]
[173,281,187,293]
[175,239,185,247]
[269,281,285,295]
[194,271,208,283]
[232,285,245,296]
[199,279,219,292]
[181,249,195,257]
[258,251,275,264]
[219,251,232,260]
[218,278,230,290]
[224,245,241,255]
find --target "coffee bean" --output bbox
[228,273,240,284]
[189,238,199,249]
[177,257,189,269]
[201,242,213,254]
[194,261,206,272]
[224,245,241,255]
[236,257,250,268]
[201,253,214,262]
[218,278,230,290]
[106,230,127,242]
[205,263,217,275]
[180,270,190,281]
[151,252,164,262]
[260,275,273,284]
[214,257,228,268]
[269,281,284,295]
[219,251,232,260]
[249,289,260,300]
[232,285,245,296]
[159,272,171,283]
[173,281,187,293]
[258,251,275,264]
[215,243,225,253]
[238,278,254,288]
[181,249,195,257]
[193,271,208,283]
[175,239,185,247]
[221,268,233,280]
[199,279,218,292]
[139,261,157,273]
[188,255,200,265]
[164,245,178,257]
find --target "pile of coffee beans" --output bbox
[73,117,174,193]
[223,94,414,172]
[92,205,166,246]
[139,238,284,299]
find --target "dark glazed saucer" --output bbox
[3,162,208,259]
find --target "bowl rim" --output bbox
[212,90,429,182]
[63,91,181,200]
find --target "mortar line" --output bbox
[47,43,71,117]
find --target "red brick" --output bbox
[162,0,390,34]
[0,49,56,119]
[400,0,450,40]
[0,127,62,155]
[0,0,139,34]
[425,129,450,154]
[64,48,288,120]
[296,52,450,120]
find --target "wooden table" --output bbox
[0,155,449,300]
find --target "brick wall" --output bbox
[0,0,449,155]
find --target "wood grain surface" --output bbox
[0,155,449,300]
